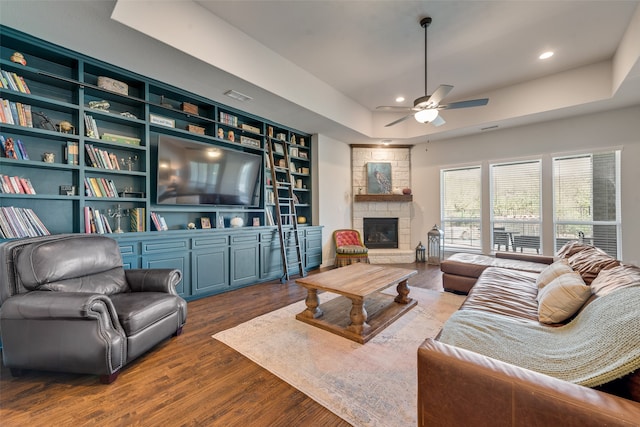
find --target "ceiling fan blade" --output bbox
[376,105,414,111]
[384,113,414,127]
[431,115,446,127]
[441,98,489,110]
[427,85,454,106]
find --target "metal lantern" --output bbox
[415,241,426,262]
[427,224,444,265]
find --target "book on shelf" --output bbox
[83,113,100,139]
[65,141,79,165]
[0,206,50,239]
[150,211,168,231]
[130,208,146,232]
[0,175,35,194]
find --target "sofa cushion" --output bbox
[109,292,182,336]
[535,258,573,291]
[590,264,640,298]
[567,247,620,285]
[15,235,129,295]
[537,272,591,324]
[460,267,540,322]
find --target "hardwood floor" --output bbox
[0,262,444,427]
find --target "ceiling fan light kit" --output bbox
[377,16,489,128]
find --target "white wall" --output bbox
[411,105,640,263]
[315,135,352,267]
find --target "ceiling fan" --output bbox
[377,17,489,127]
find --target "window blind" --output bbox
[441,166,481,250]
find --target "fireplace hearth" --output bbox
[363,217,399,249]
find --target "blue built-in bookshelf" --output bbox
[0,25,314,237]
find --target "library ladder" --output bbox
[266,136,306,283]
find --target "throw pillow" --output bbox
[535,258,574,292]
[567,247,620,285]
[590,264,640,298]
[537,271,591,324]
[555,241,595,259]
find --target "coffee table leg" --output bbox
[347,298,368,334]
[394,279,411,304]
[300,288,323,319]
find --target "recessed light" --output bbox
[395,96,405,103]
[539,51,554,60]
[224,89,252,102]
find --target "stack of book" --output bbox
[0,70,31,93]
[219,112,238,126]
[0,206,50,238]
[150,211,168,231]
[84,177,119,198]
[85,144,120,169]
[1,135,29,159]
[0,174,36,194]
[84,113,100,138]
[65,141,79,165]
[130,207,146,232]
[83,206,113,234]
[0,99,33,127]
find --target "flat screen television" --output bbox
[156,135,262,207]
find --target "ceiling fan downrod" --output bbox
[420,17,432,100]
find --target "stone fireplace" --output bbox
[363,217,398,249]
[351,146,414,263]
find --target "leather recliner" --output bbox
[0,234,187,383]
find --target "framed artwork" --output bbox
[200,217,211,229]
[274,143,284,155]
[217,215,225,229]
[299,151,308,159]
[367,162,392,194]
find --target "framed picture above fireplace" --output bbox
[367,162,392,194]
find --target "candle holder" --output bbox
[108,204,129,233]
[120,155,138,172]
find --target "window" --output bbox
[490,160,542,254]
[441,167,481,250]
[553,151,620,257]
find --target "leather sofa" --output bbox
[0,234,187,383]
[419,242,640,425]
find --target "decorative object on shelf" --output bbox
[217,215,225,229]
[296,179,303,189]
[150,113,175,128]
[301,167,310,174]
[181,102,198,114]
[227,130,235,142]
[88,100,110,111]
[402,187,412,195]
[416,241,426,262]
[427,224,445,265]
[241,123,260,134]
[253,217,260,226]
[278,159,286,167]
[268,126,274,137]
[10,51,26,66]
[186,124,205,134]
[273,143,284,155]
[299,137,305,146]
[290,147,299,157]
[56,120,75,134]
[120,155,138,171]
[291,135,296,144]
[217,128,224,138]
[3,137,18,159]
[119,111,137,119]
[240,136,260,147]
[367,162,392,194]
[42,152,55,163]
[276,133,286,141]
[299,151,308,159]
[230,216,244,228]
[32,111,56,131]
[101,133,140,145]
[59,185,76,196]
[97,76,128,96]
[297,216,307,224]
[187,222,196,230]
[200,217,211,229]
[160,95,173,109]
[108,204,128,233]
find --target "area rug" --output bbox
[212,287,466,426]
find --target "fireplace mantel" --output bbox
[354,194,413,202]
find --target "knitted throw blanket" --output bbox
[438,286,640,387]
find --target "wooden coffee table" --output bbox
[295,263,418,343]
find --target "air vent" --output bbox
[224,89,252,102]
